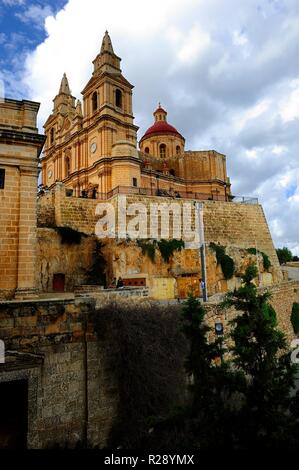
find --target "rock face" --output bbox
[36,226,279,300]
[36,186,282,299]
[37,228,95,293]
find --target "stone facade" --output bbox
[0,99,45,300]
[41,32,229,201]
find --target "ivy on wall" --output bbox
[157,239,185,263]
[209,242,235,280]
[246,248,271,271]
[137,239,185,263]
[137,240,157,262]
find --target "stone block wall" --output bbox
[0,166,20,298]
[0,298,119,448]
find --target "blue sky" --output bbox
[0,0,67,97]
[1,0,299,254]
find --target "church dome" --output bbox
[140,104,184,143]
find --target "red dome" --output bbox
[140,121,184,142]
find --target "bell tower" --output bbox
[81,31,138,157]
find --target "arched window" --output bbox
[65,157,71,177]
[50,127,55,145]
[115,89,122,108]
[176,145,181,155]
[92,92,98,112]
[169,169,175,176]
[159,144,166,158]
[144,147,150,154]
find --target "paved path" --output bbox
[282,266,299,280]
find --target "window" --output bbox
[0,169,5,189]
[132,177,138,187]
[176,145,181,155]
[159,144,166,158]
[65,157,71,177]
[115,89,122,108]
[144,147,150,154]
[50,128,55,145]
[92,91,98,112]
[169,169,175,177]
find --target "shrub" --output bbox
[137,239,185,263]
[276,247,293,265]
[137,239,156,262]
[246,248,271,271]
[157,239,185,263]
[210,242,235,280]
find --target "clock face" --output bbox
[90,142,97,154]
[48,169,53,179]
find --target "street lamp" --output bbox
[196,202,208,302]
[215,322,224,335]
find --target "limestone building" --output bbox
[42,31,230,201]
[0,99,45,299]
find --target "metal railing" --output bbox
[61,186,258,204]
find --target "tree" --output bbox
[147,294,243,449]
[276,247,293,264]
[222,264,299,448]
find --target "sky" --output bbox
[0,0,299,253]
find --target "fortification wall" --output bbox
[37,185,282,293]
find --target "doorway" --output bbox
[0,379,28,448]
[53,273,65,292]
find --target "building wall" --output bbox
[0,99,45,300]
[0,298,118,448]
[0,280,298,448]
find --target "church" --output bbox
[41,31,230,201]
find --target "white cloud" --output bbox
[235,99,272,130]
[0,33,6,44]
[12,0,299,252]
[167,25,210,65]
[2,0,25,5]
[16,4,54,29]
[232,30,248,47]
[279,80,299,122]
